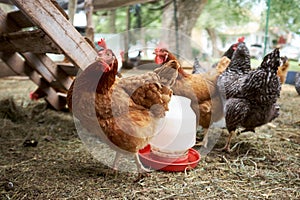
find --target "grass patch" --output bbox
[289,60,300,72]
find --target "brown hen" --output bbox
[67,42,180,178]
[277,56,289,84]
[154,48,230,148]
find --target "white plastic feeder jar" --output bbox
[150,95,197,161]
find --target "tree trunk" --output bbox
[108,9,116,33]
[123,6,131,61]
[68,0,78,25]
[161,0,208,60]
[205,27,219,57]
[85,0,94,43]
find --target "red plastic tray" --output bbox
[138,144,201,172]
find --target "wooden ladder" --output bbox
[0,0,98,110]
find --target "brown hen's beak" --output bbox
[96,56,102,62]
[165,53,169,61]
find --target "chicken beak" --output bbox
[164,53,169,62]
[96,56,102,62]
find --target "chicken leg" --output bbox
[195,128,209,148]
[217,130,236,152]
[134,153,151,180]
[112,152,122,171]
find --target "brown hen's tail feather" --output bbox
[277,56,289,84]
[154,60,180,87]
[216,56,231,75]
[113,60,179,119]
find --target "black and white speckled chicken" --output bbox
[217,42,251,101]
[220,48,281,152]
[225,98,279,135]
[232,48,281,104]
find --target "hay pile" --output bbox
[0,78,299,199]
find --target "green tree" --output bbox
[161,0,208,58]
[196,0,256,56]
[94,1,164,34]
[265,0,300,33]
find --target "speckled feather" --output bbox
[217,42,251,99]
[224,48,281,134]
[230,48,281,104]
[225,98,280,132]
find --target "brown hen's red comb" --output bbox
[98,38,107,49]
[238,36,245,43]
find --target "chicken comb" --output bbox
[238,36,245,43]
[98,38,107,49]
[232,36,245,50]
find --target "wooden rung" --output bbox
[22,53,73,90]
[43,88,67,110]
[0,60,23,77]
[0,52,67,110]
[58,62,79,76]
[7,10,35,29]
[0,7,20,33]
[0,29,63,54]
[21,52,54,83]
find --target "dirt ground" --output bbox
[0,77,299,199]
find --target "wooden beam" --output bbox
[93,0,157,10]
[11,0,98,70]
[0,29,63,54]
[0,52,66,110]
[1,0,157,10]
